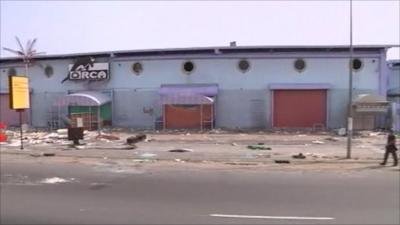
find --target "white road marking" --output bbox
[210,214,335,220]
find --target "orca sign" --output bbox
[62,57,109,83]
[68,62,109,81]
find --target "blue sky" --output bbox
[1,0,399,59]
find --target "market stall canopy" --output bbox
[54,91,111,107]
[388,87,400,97]
[353,94,389,113]
[159,83,218,105]
[160,94,214,105]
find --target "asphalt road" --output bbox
[1,156,399,224]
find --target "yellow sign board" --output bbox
[9,76,30,109]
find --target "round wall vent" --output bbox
[183,61,195,74]
[351,58,363,71]
[294,59,306,72]
[44,65,54,77]
[238,59,250,73]
[132,62,143,75]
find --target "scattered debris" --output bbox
[96,134,120,141]
[40,177,73,184]
[57,129,68,135]
[231,142,238,146]
[369,132,382,137]
[337,128,346,136]
[126,134,147,145]
[73,145,86,150]
[30,153,41,157]
[42,153,56,157]
[140,153,157,158]
[325,137,339,142]
[168,148,193,153]
[312,140,325,144]
[274,160,290,164]
[247,144,271,150]
[292,153,306,159]
[225,162,259,166]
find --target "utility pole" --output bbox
[346,0,353,159]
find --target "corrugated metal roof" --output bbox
[1,44,398,63]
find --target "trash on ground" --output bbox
[225,162,259,166]
[274,160,291,164]
[174,158,185,163]
[96,134,120,141]
[126,134,147,145]
[247,144,272,150]
[369,132,382,136]
[337,128,346,136]
[57,129,68,135]
[40,177,74,184]
[140,153,157,158]
[312,140,325,144]
[73,145,86,150]
[292,153,306,159]
[30,153,41,157]
[231,142,238,146]
[42,153,56,157]
[325,137,339,142]
[168,148,193,153]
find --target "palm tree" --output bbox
[3,36,45,76]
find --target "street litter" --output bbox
[231,142,238,146]
[325,137,339,142]
[40,177,74,184]
[312,140,325,144]
[42,153,56,157]
[168,148,193,153]
[368,132,382,136]
[57,129,68,135]
[126,134,147,145]
[174,158,186,163]
[247,144,271,150]
[292,153,306,159]
[274,160,290,164]
[337,128,346,136]
[225,162,258,166]
[140,153,157,158]
[96,134,120,140]
[132,159,156,163]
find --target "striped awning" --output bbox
[161,94,214,105]
[54,91,111,106]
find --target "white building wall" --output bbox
[0,52,382,129]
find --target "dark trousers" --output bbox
[382,147,398,166]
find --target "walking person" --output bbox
[380,130,398,166]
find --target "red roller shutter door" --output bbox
[165,105,213,129]
[273,90,326,128]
